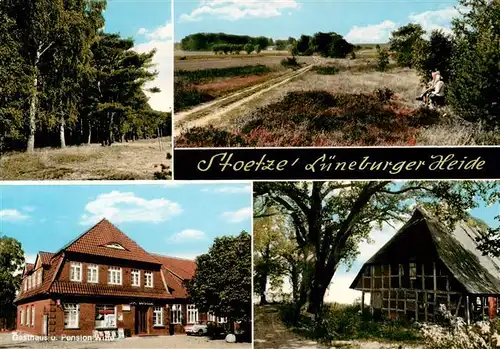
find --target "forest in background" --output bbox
[0,0,171,153]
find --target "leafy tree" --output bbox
[0,8,30,150]
[389,23,425,68]
[254,181,500,316]
[448,0,500,129]
[296,35,312,55]
[185,232,251,331]
[0,236,25,329]
[244,44,254,54]
[413,30,453,83]
[255,44,262,54]
[377,48,390,72]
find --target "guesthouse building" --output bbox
[14,219,216,337]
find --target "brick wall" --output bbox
[16,299,51,335]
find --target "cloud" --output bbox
[345,20,397,44]
[179,0,299,22]
[344,7,462,44]
[408,7,462,35]
[221,207,252,223]
[202,184,252,194]
[0,209,30,222]
[169,229,206,242]
[80,191,182,225]
[134,21,173,112]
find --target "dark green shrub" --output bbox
[173,80,215,112]
[377,48,390,72]
[176,65,272,84]
[281,57,300,68]
[313,66,339,75]
[176,126,249,147]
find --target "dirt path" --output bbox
[174,64,314,136]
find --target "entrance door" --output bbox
[42,315,48,335]
[135,306,148,334]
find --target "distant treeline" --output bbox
[293,32,355,58]
[1,0,171,152]
[181,33,273,51]
[180,32,355,58]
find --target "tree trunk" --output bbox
[307,281,328,315]
[59,116,66,148]
[26,71,38,152]
[87,121,91,145]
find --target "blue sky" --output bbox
[175,0,462,43]
[103,0,173,111]
[0,183,251,264]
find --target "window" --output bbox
[27,275,31,289]
[145,271,153,288]
[218,316,228,324]
[131,269,140,287]
[23,279,27,292]
[37,270,42,286]
[20,308,24,325]
[108,267,122,285]
[26,305,30,327]
[153,307,164,326]
[70,262,82,282]
[64,304,79,329]
[104,243,125,250]
[95,305,116,328]
[87,264,99,283]
[187,305,199,324]
[208,312,216,322]
[31,306,35,326]
[171,304,182,324]
[409,263,417,280]
[31,273,35,287]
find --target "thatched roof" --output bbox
[350,208,500,295]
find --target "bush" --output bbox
[176,65,272,84]
[279,303,420,343]
[175,126,249,147]
[314,66,339,75]
[377,48,390,72]
[255,44,261,54]
[447,0,500,129]
[173,80,215,112]
[419,305,500,348]
[244,43,254,54]
[413,30,453,83]
[281,57,300,68]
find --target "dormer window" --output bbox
[70,262,82,282]
[104,243,125,250]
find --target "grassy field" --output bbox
[175,52,498,147]
[0,138,172,180]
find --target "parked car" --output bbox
[185,322,208,336]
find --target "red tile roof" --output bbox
[61,219,161,265]
[39,252,55,266]
[15,220,197,303]
[152,254,196,280]
[50,282,172,299]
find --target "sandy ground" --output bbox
[0,333,251,349]
[0,138,173,180]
